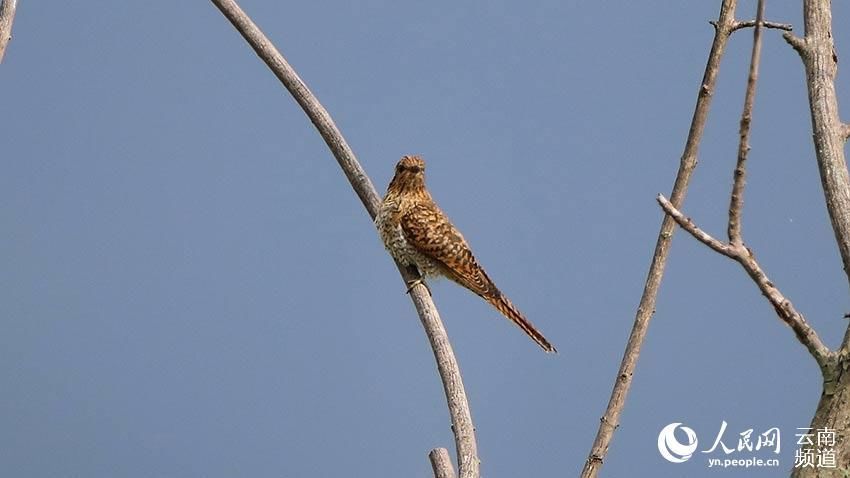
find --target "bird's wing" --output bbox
[400,203,499,298]
[401,203,557,353]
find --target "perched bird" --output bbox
[375,155,556,353]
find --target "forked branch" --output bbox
[581,2,743,476]
[209,1,479,476]
[657,0,833,373]
[657,195,832,370]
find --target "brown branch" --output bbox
[728,19,793,32]
[658,195,833,370]
[0,0,18,63]
[429,448,456,478]
[841,123,850,143]
[580,2,741,477]
[728,0,765,245]
[208,1,480,476]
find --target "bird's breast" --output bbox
[376,200,442,276]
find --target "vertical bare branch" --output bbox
[208,1,479,476]
[783,1,850,301]
[0,0,18,63]
[781,2,850,473]
[580,2,740,477]
[727,0,765,246]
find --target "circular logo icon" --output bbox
[658,422,698,463]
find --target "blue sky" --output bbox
[2,1,849,476]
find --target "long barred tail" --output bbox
[487,293,557,353]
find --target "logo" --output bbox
[657,420,785,469]
[658,422,698,463]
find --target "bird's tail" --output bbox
[487,293,557,353]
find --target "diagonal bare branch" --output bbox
[581,2,743,476]
[658,195,833,370]
[657,195,735,257]
[209,1,479,476]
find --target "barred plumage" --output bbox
[375,155,556,353]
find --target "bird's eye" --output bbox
[396,163,422,173]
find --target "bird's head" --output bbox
[387,155,427,194]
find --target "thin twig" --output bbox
[658,195,833,371]
[728,0,765,245]
[729,19,793,32]
[580,2,741,477]
[208,1,479,476]
[429,448,456,478]
[0,0,18,63]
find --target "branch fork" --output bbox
[657,0,834,373]
[657,194,832,371]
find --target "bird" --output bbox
[375,155,556,353]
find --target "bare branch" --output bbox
[783,1,850,352]
[209,1,479,476]
[657,195,736,257]
[429,448,456,478]
[722,2,833,369]
[730,19,793,32]
[788,2,850,473]
[580,2,740,477]
[658,195,833,371]
[728,0,765,246]
[782,31,807,56]
[735,251,833,369]
[0,0,18,63]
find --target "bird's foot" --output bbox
[406,278,432,296]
